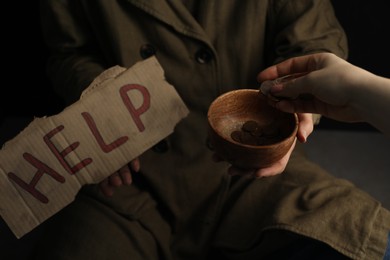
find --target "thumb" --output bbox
[266,74,312,100]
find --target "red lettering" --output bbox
[82,112,128,153]
[44,125,92,175]
[7,153,65,204]
[120,84,150,132]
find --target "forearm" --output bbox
[352,72,390,136]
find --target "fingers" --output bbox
[257,54,317,82]
[99,158,141,197]
[99,171,123,197]
[227,138,297,179]
[296,113,313,143]
[253,138,296,178]
[118,165,132,185]
[267,98,315,144]
[99,179,114,197]
[99,172,127,197]
[273,99,329,117]
[269,75,313,101]
[130,158,141,173]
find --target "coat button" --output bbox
[140,44,157,59]
[152,139,169,153]
[195,47,213,64]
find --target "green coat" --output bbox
[38,1,389,259]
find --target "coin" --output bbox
[242,120,259,132]
[230,120,282,146]
[259,72,311,102]
[231,130,243,142]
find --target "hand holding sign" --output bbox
[99,159,140,197]
[0,57,189,238]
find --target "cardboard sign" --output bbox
[0,57,189,238]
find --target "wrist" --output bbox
[351,69,389,126]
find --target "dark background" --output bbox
[0,1,390,259]
[1,1,390,130]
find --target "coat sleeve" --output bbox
[40,0,106,105]
[267,0,348,63]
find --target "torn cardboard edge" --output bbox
[0,56,189,238]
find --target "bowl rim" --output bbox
[207,88,299,148]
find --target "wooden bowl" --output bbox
[207,89,298,169]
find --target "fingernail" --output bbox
[132,161,140,172]
[298,130,307,143]
[269,83,284,94]
[259,80,273,96]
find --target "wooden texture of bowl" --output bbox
[207,89,298,169]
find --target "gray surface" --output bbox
[303,129,390,210]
